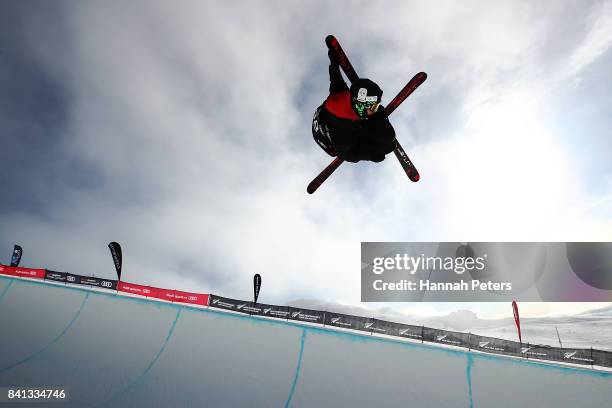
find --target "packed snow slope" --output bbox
[0,276,610,407]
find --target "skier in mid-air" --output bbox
[307,35,425,194]
[312,50,396,163]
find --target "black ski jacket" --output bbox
[317,63,396,163]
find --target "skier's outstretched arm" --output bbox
[328,51,348,94]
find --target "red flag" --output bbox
[512,300,522,344]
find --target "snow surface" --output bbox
[0,276,610,407]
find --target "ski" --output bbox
[385,72,427,116]
[307,36,354,195]
[385,72,427,183]
[307,157,344,194]
[393,140,420,182]
[325,35,359,83]
[308,35,426,194]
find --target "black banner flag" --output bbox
[108,242,122,280]
[10,245,22,267]
[254,274,261,303]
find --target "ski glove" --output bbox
[367,105,388,122]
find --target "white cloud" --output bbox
[558,1,612,81]
[2,0,611,320]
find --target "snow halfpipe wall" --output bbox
[0,275,611,407]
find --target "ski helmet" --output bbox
[350,78,382,119]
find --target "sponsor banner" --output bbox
[519,344,553,361]
[426,328,470,348]
[0,265,14,277]
[63,273,117,290]
[204,295,609,368]
[20,267,46,279]
[118,281,155,297]
[560,349,597,365]
[172,290,208,307]
[421,327,438,343]
[256,303,291,319]
[79,276,117,290]
[398,325,425,340]
[288,307,325,324]
[147,286,176,302]
[378,321,423,339]
[362,242,612,302]
[208,296,264,314]
[324,312,371,332]
[0,265,45,280]
[210,297,291,319]
[235,301,264,315]
[65,273,80,285]
[208,295,244,313]
[470,335,518,355]
[45,270,67,283]
[363,318,397,335]
[119,282,208,306]
[591,349,612,368]
[517,344,595,366]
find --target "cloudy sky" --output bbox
[1,0,611,320]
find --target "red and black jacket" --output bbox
[318,64,395,163]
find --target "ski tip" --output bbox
[325,35,337,47]
[417,72,428,81]
[411,173,420,182]
[307,184,317,194]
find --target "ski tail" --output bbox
[393,140,420,182]
[325,35,359,83]
[385,72,427,116]
[307,157,344,194]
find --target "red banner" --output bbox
[0,265,13,276]
[118,281,154,297]
[0,264,45,279]
[2,265,210,307]
[147,286,176,303]
[172,290,208,306]
[118,281,208,306]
